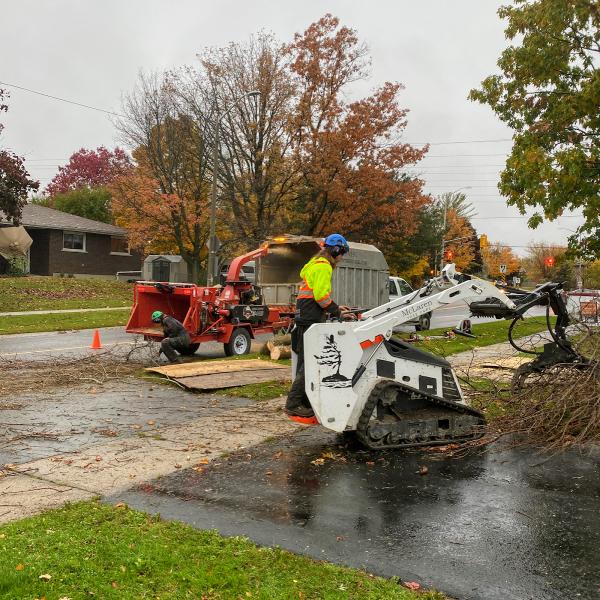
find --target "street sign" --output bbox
[499,264,507,274]
[513,277,521,286]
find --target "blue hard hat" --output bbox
[324,233,349,254]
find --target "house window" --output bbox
[63,231,86,252]
[110,237,130,255]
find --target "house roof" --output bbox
[145,255,184,263]
[0,204,128,236]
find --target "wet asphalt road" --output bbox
[0,304,547,362]
[114,428,600,600]
[0,327,271,362]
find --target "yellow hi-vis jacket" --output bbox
[296,257,340,323]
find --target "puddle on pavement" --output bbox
[116,428,600,600]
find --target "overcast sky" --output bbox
[0,0,584,254]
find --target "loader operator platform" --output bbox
[152,311,191,364]
[285,233,354,418]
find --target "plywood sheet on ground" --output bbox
[146,359,291,391]
[179,368,291,390]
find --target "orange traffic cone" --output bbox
[91,329,103,349]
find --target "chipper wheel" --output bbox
[224,327,252,356]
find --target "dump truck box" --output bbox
[258,236,389,310]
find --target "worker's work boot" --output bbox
[284,401,314,418]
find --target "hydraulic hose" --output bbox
[508,316,539,355]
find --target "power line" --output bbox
[409,138,512,146]
[470,215,583,220]
[424,153,509,158]
[0,81,125,118]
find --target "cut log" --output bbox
[271,333,292,346]
[270,345,292,361]
[256,342,270,355]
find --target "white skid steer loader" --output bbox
[297,265,518,449]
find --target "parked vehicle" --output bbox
[257,235,389,310]
[388,276,432,330]
[220,261,256,284]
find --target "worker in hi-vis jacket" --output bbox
[285,234,355,418]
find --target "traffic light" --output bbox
[444,249,454,261]
[544,256,555,267]
[429,269,435,276]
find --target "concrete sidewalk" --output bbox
[0,378,298,524]
[0,306,131,316]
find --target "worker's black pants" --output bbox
[286,322,313,410]
[160,334,191,363]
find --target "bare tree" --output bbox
[176,32,298,249]
[115,72,212,282]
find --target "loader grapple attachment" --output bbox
[356,380,484,450]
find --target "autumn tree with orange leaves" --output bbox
[113,15,430,278]
[285,15,429,246]
[443,209,477,271]
[482,242,522,279]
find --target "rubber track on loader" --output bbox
[356,380,485,450]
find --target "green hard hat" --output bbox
[151,310,163,322]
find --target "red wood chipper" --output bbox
[126,242,295,356]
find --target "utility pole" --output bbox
[207,104,220,287]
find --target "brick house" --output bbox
[1,204,141,277]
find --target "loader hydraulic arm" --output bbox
[353,264,517,346]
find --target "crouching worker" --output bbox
[285,234,355,418]
[151,311,191,364]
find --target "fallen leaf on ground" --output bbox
[38,573,52,581]
[111,581,119,588]
[174,463,182,469]
[15,564,24,571]
[404,581,421,590]
[366,461,375,466]
[311,458,325,466]
[197,459,210,465]
[95,456,102,462]
[114,502,126,509]
[147,420,155,426]
[418,466,429,475]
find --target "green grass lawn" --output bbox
[0,276,133,311]
[0,501,443,600]
[0,308,129,335]
[399,315,555,357]
[216,379,291,401]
